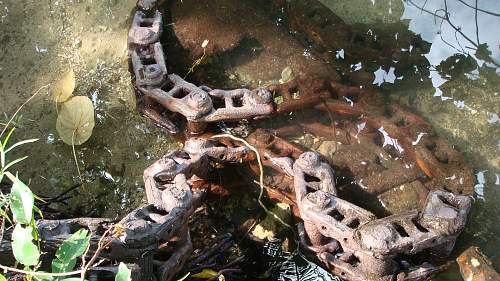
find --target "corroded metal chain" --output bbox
[0,1,475,281]
[124,0,476,275]
[129,1,275,135]
[291,152,471,281]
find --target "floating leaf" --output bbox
[12,224,40,266]
[115,262,132,281]
[191,268,218,278]
[52,229,90,273]
[10,175,34,224]
[56,96,95,145]
[52,69,76,103]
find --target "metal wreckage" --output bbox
[0,0,478,280]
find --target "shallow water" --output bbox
[0,0,499,280]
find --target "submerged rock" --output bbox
[251,202,292,240]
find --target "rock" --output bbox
[251,203,292,240]
[316,140,339,159]
[377,180,429,214]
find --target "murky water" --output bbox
[0,0,498,280]
[0,0,180,219]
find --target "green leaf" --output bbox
[2,156,28,172]
[0,139,5,170]
[279,66,294,84]
[60,279,86,281]
[1,127,15,148]
[34,205,44,219]
[4,139,39,153]
[12,224,40,266]
[10,175,34,224]
[191,268,218,278]
[0,273,6,281]
[52,229,90,273]
[115,262,132,281]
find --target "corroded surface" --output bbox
[0,0,485,280]
[457,246,500,281]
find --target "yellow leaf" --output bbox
[279,66,294,84]
[52,69,75,103]
[56,96,95,145]
[191,268,218,279]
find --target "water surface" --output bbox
[0,0,498,279]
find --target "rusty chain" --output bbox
[124,0,473,279]
[0,0,476,280]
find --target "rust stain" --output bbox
[416,154,434,178]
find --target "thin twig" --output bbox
[221,256,245,270]
[0,264,83,277]
[80,226,117,281]
[474,0,480,45]
[0,225,119,279]
[0,216,4,248]
[0,84,50,138]
[456,0,500,17]
[211,134,293,229]
[443,0,479,48]
[206,268,242,281]
[406,0,500,67]
[39,182,83,206]
[184,48,206,79]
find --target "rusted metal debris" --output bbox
[0,1,477,281]
[291,151,470,281]
[0,137,252,280]
[129,0,475,279]
[267,0,430,85]
[1,135,472,281]
[457,246,500,281]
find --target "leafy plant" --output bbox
[0,130,84,280]
[0,84,127,280]
[115,263,131,281]
[0,128,133,281]
[51,229,90,273]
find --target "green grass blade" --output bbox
[2,156,29,172]
[1,127,15,148]
[5,139,39,153]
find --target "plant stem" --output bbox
[211,134,292,229]
[0,84,50,138]
[0,264,83,277]
[71,132,82,181]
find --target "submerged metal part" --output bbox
[131,42,168,87]
[456,246,500,281]
[292,152,470,281]
[0,0,472,280]
[128,10,163,46]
